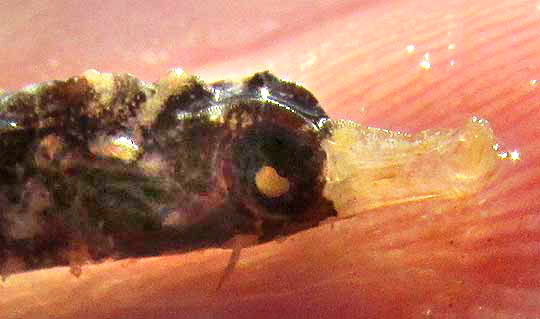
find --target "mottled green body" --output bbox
[0,71,336,275]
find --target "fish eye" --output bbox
[221,100,328,221]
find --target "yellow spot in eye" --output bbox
[90,135,142,163]
[255,166,290,198]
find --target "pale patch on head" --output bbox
[82,69,116,107]
[89,134,143,163]
[137,69,198,127]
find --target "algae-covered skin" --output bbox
[0,70,499,277]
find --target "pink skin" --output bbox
[1,0,539,318]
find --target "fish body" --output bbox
[0,69,500,277]
[0,70,335,275]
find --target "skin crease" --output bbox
[1,0,539,318]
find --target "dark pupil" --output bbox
[231,125,324,219]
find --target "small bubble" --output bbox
[419,53,431,70]
[419,60,431,70]
[406,44,416,54]
[510,150,520,161]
